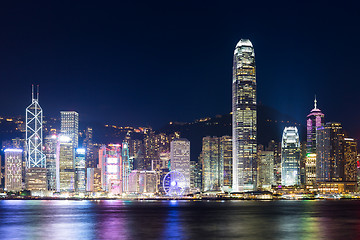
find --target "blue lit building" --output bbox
[281,127,300,186]
[75,148,86,192]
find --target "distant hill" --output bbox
[158,104,305,161]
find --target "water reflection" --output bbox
[1,200,360,239]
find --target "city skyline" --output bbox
[0,2,358,134]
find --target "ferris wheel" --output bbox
[163,170,186,196]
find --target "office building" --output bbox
[44,135,57,190]
[75,148,86,192]
[281,127,300,186]
[201,136,220,191]
[316,122,344,182]
[220,136,232,189]
[232,39,257,192]
[60,111,79,148]
[25,168,47,192]
[4,149,23,191]
[343,138,357,182]
[305,153,317,185]
[306,97,325,154]
[86,168,102,192]
[257,151,274,190]
[122,142,131,193]
[170,138,190,191]
[56,135,75,192]
[128,170,157,194]
[99,144,122,192]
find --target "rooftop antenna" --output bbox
[37,85,39,101]
[31,84,34,100]
[314,95,317,109]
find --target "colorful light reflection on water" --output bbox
[1,200,360,239]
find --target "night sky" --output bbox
[0,1,360,136]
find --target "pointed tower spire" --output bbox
[314,95,317,109]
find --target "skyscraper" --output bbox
[122,142,131,193]
[305,97,324,186]
[26,85,46,168]
[4,149,23,192]
[170,139,190,191]
[75,148,86,192]
[281,127,301,186]
[83,127,95,168]
[99,144,122,192]
[44,134,57,191]
[56,135,75,192]
[232,39,257,192]
[220,136,232,189]
[343,138,357,182]
[316,122,344,182]
[26,86,47,192]
[306,97,325,154]
[201,136,220,191]
[257,150,274,190]
[60,111,79,148]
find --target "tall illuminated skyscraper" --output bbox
[122,142,131,193]
[44,134,58,191]
[232,39,257,192]
[26,85,46,168]
[281,127,301,186]
[306,97,325,154]
[60,111,79,148]
[316,122,345,182]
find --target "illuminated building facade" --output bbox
[86,168,102,192]
[232,39,257,192]
[60,111,79,148]
[201,136,232,191]
[170,138,190,191]
[305,98,324,186]
[44,135,57,191]
[75,148,86,192]
[25,168,47,192]
[190,161,202,192]
[122,142,131,192]
[128,170,157,194]
[281,127,300,186]
[343,138,357,182]
[257,151,274,190]
[83,127,95,168]
[99,144,122,192]
[144,132,177,170]
[266,140,282,185]
[305,153,317,185]
[202,136,220,191]
[316,122,344,182]
[26,85,46,168]
[306,97,325,154]
[56,135,75,192]
[220,136,232,189]
[5,149,23,191]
